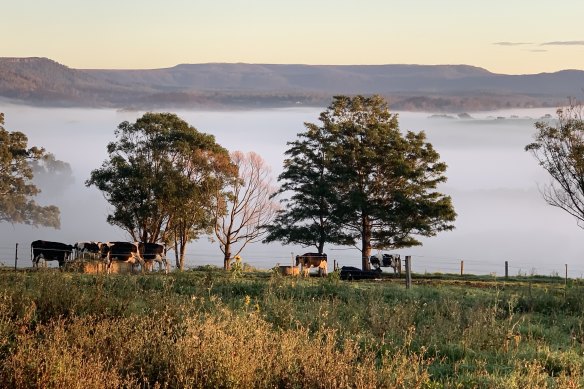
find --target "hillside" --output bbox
[1,57,583,111]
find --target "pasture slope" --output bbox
[0,267,583,388]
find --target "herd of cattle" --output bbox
[294,252,402,278]
[30,240,400,278]
[30,240,169,273]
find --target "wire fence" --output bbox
[2,243,584,278]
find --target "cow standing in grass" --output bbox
[31,240,73,268]
[296,253,328,277]
[139,243,169,274]
[369,253,401,276]
[73,241,101,259]
[99,241,144,274]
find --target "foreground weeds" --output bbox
[0,269,583,388]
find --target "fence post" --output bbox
[565,264,568,286]
[14,243,18,271]
[460,260,464,276]
[405,255,412,289]
[505,261,509,279]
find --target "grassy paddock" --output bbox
[0,268,583,388]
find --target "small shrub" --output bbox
[230,256,243,278]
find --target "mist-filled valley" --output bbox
[1,103,582,277]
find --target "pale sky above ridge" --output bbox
[2,0,583,74]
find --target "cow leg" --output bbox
[157,257,170,274]
[137,257,145,274]
[105,255,111,274]
[34,254,45,269]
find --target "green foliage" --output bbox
[229,255,244,278]
[267,96,456,268]
[265,121,353,253]
[0,113,60,228]
[327,267,341,283]
[324,96,456,250]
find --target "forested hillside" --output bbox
[1,57,583,111]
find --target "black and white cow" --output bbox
[369,253,401,276]
[99,241,144,273]
[139,242,169,273]
[31,240,74,268]
[295,253,328,276]
[73,241,101,259]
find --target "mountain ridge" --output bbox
[1,57,582,111]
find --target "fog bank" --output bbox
[1,104,582,276]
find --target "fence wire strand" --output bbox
[2,243,584,277]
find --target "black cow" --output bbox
[139,242,169,273]
[340,266,382,281]
[100,241,144,273]
[31,240,73,268]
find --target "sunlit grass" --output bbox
[0,268,583,388]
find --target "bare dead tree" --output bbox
[525,102,584,227]
[213,151,279,270]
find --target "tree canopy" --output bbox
[525,103,584,227]
[87,112,235,268]
[0,113,60,228]
[267,96,456,269]
[264,121,352,253]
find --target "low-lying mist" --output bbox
[1,104,582,277]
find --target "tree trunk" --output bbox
[179,242,186,271]
[174,239,180,269]
[223,242,231,270]
[361,215,372,271]
[318,240,325,255]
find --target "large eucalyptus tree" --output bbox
[87,113,235,269]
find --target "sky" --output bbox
[2,0,583,74]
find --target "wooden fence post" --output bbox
[565,264,568,286]
[405,255,412,289]
[14,243,18,271]
[460,260,464,276]
[505,261,509,279]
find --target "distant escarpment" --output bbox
[0,57,582,111]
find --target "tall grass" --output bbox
[0,269,583,388]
